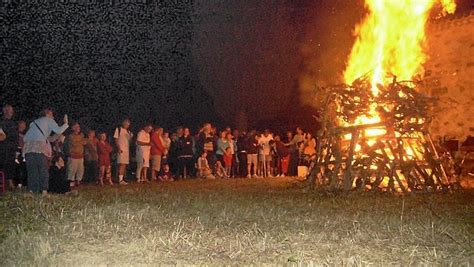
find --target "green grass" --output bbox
[1,177,473,266]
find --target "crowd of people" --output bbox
[0,104,318,196]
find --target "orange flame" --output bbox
[342,0,456,136]
[344,0,456,87]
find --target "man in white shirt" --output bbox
[258,129,274,177]
[136,123,152,183]
[114,119,133,185]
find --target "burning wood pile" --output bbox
[306,74,459,193]
[303,0,460,193]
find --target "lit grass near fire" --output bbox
[1,178,473,265]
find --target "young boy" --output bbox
[64,122,86,187]
[97,132,114,186]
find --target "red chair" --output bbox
[0,171,5,193]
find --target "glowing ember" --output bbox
[330,0,457,192]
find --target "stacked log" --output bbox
[307,75,459,193]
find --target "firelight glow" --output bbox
[342,0,456,136]
[344,0,456,86]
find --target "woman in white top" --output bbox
[136,124,152,183]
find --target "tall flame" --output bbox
[343,0,456,87]
[341,0,456,135]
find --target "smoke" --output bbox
[297,0,364,107]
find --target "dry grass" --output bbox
[1,177,473,266]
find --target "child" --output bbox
[97,132,114,186]
[215,161,228,179]
[223,146,233,177]
[197,151,215,179]
[159,164,174,182]
[49,155,70,194]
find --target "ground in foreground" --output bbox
[1,177,473,265]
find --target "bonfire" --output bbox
[305,0,460,192]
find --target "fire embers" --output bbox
[309,75,459,193]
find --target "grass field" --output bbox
[1,177,473,266]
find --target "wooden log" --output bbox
[426,133,450,184]
[344,128,359,191]
[380,145,407,193]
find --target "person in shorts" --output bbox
[97,132,114,186]
[258,129,274,177]
[246,133,259,178]
[64,122,86,187]
[150,127,165,181]
[114,119,133,185]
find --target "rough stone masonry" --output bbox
[424,11,474,140]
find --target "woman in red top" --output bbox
[97,132,113,185]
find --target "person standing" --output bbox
[64,122,86,187]
[83,129,99,183]
[197,123,217,169]
[246,133,259,178]
[15,120,28,188]
[161,131,171,165]
[136,124,152,183]
[97,132,114,186]
[286,127,305,176]
[274,135,290,176]
[237,131,248,177]
[0,104,18,190]
[226,132,238,178]
[150,127,165,181]
[258,129,274,178]
[216,130,229,165]
[168,132,179,176]
[177,128,195,179]
[114,119,133,185]
[23,108,68,195]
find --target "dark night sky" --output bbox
[1,0,473,133]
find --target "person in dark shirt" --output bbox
[15,120,28,188]
[49,155,70,194]
[177,128,195,179]
[0,104,19,190]
[246,132,260,178]
[275,135,290,176]
[197,123,217,172]
[237,130,248,177]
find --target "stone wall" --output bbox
[424,11,474,139]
